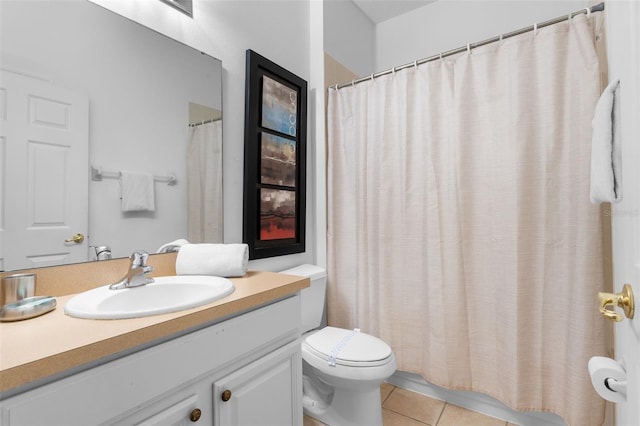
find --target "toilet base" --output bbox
[303,382,384,426]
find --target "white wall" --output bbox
[89,0,316,271]
[323,0,375,77]
[375,0,588,72]
[309,0,328,269]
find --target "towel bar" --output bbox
[91,166,177,186]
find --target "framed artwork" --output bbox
[243,50,307,259]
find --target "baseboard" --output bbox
[387,371,566,426]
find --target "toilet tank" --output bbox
[280,264,327,333]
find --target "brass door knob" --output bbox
[64,233,85,244]
[221,389,232,402]
[599,284,635,322]
[189,408,202,422]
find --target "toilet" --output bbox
[280,264,397,426]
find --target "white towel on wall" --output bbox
[120,171,156,212]
[176,243,249,277]
[590,79,622,204]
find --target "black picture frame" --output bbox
[243,50,307,259]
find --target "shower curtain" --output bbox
[187,120,223,243]
[327,15,607,426]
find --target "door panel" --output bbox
[0,87,6,271]
[606,1,640,424]
[0,70,89,270]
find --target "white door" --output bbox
[606,2,640,425]
[0,70,89,271]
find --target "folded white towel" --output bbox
[156,238,190,253]
[590,79,622,204]
[176,243,249,277]
[120,171,155,212]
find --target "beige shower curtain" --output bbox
[327,15,607,426]
[187,120,223,243]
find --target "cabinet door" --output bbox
[102,374,214,426]
[214,340,302,426]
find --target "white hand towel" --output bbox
[176,243,249,277]
[156,238,190,253]
[120,171,155,212]
[590,79,622,204]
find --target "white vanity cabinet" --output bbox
[0,295,302,426]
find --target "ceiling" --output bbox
[352,0,436,24]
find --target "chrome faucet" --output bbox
[93,245,112,261]
[109,251,154,290]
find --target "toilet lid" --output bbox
[305,326,392,365]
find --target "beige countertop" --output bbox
[0,271,308,395]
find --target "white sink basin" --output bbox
[64,275,234,319]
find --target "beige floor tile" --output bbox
[303,414,327,426]
[437,404,506,426]
[383,387,445,425]
[381,382,395,403]
[383,408,430,426]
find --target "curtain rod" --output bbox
[188,117,221,127]
[332,2,604,90]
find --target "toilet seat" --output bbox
[304,326,393,367]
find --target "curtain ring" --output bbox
[467,43,471,53]
[414,60,418,69]
[370,73,375,82]
[499,33,503,41]
[439,52,443,61]
[585,7,591,17]
[533,23,538,35]
[392,66,396,76]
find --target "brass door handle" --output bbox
[64,233,85,244]
[221,389,232,402]
[599,284,634,322]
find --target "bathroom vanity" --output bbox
[0,270,308,426]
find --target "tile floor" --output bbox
[303,383,518,426]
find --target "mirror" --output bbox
[0,0,223,271]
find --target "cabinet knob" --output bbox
[189,408,202,422]
[221,389,232,402]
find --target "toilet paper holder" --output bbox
[605,377,627,396]
[589,356,628,403]
[598,284,634,322]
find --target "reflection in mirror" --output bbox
[188,103,223,243]
[0,0,223,272]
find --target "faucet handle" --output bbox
[109,250,154,290]
[130,250,150,268]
